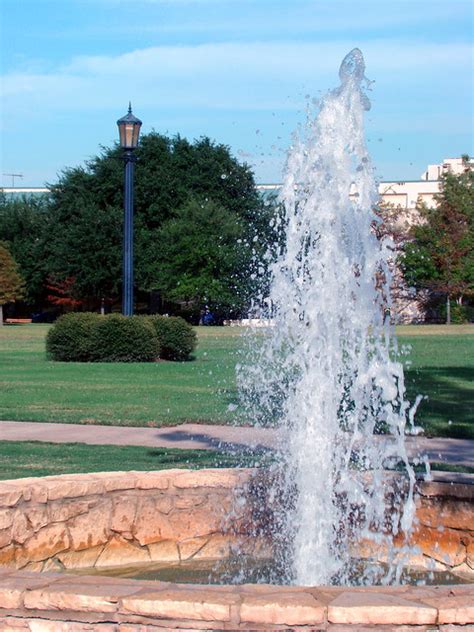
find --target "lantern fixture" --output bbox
[117,102,142,150]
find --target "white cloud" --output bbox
[3,39,471,110]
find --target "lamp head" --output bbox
[117,103,142,149]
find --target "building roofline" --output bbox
[1,187,49,192]
[256,179,441,188]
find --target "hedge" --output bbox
[45,313,99,362]
[46,313,196,362]
[147,315,197,361]
[89,315,160,362]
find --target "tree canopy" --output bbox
[0,242,25,324]
[401,159,474,321]
[0,194,51,308]
[156,197,251,315]
[0,133,276,318]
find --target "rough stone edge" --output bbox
[0,468,258,505]
[0,469,473,576]
[0,468,472,503]
[0,570,472,629]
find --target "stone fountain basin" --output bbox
[0,468,472,629]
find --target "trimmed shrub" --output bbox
[47,313,160,362]
[148,315,197,361]
[90,315,160,362]
[46,312,99,361]
[46,313,197,362]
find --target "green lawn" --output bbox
[400,334,473,439]
[0,441,470,481]
[0,441,266,480]
[0,324,472,438]
[0,325,240,427]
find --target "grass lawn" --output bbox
[1,441,470,481]
[0,325,240,427]
[399,330,474,439]
[0,324,472,438]
[0,441,266,480]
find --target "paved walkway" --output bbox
[1,420,473,467]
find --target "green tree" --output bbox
[401,158,474,323]
[155,197,250,317]
[0,242,25,324]
[0,194,52,308]
[43,133,274,316]
[46,167,122,307]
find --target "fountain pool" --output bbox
[0,49,472,630]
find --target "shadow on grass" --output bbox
[405,367,473,439]
[145,447,274,468]
[218,367,473,439]
[0,441,274,480]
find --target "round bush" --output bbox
[148,316,197,361]
[46,312,99,361]
[90,315,160,362]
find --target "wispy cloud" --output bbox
[1,15,472,187]
[3,39,471,117]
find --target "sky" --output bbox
[1,0,473,187]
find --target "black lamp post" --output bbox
[117,103,142,316]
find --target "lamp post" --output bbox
[117,103,142,316]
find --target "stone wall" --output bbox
[0,569,472,630]
[0,469,473,629]
[410,480,474,576]
[0,469,472,577]
[0,469,264,574]
[353,479,474,578]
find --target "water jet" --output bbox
[239,47,419,587]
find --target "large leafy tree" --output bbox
[0,194,52,308]
[0,242,25,324]
[155,197,251,317]
[401,159,474,323]
[0,134,276,317]
[46,166,123,307]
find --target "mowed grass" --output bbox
[0,441,264,480]
[0,325,240,427]
[0,324,472,438]
[399,329,474,439]
[0,441,469,481]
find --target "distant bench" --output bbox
[5,318,32,324]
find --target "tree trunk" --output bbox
[446,295,451,325]
[0,305,3,326]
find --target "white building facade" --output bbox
[257,157,472,211]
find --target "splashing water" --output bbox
[239,49,417,586]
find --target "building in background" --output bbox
[0,187,49,200]
[421,157,473,181]
[257,157,472,212]
[257,157,472,324]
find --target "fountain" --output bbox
[0,49,471,630]
[239,47,419,587]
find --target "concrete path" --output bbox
[1,420,473,467]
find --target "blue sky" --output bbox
[1,0,473,187]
